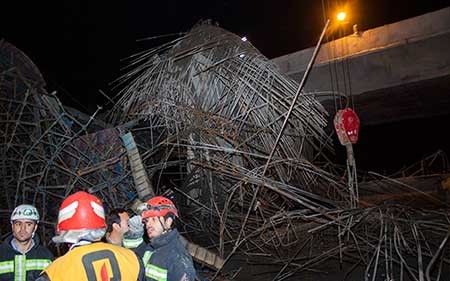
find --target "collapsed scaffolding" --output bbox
[1,22,449,281]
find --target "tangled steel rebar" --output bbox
[1,22,449,280]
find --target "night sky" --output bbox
[1,0,448,112]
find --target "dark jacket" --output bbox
[142,229,197,281]
[124,237,148,258]
[0,234,54,281]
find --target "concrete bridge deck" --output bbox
[272,7,450,126]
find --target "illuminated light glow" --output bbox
[241,36,247,42]
[239,54,245,58]
[336,12,346,21]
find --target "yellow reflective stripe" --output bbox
[15,255,25,281]
[123,237,143,248]
[142,250,153,265]
[143,250,167,281]
[145,264,167,281]
[25,259,52,270]
[0,257,51,280]
[0,260,14,273]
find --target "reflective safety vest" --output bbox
[0,256,52,281]
[140,230,196,281]
[42,242,143,281]
[124,238,148,260]
[123,237,144,249]
[142,250,168,281]
[0,235,54,281]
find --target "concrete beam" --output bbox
[272,7,450,94]
[272,7,450,126]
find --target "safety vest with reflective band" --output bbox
[142,250,168,281]
[124,238,148,259]
[0,257,52,281]
[139,229,196,281]
[42,242,144,281]
[0,235,54,281]
[123,237,144,249]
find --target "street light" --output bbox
[336,11,347,22]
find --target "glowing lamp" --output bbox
[336,12,346,22]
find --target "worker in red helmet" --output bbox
[36,191,145,281]
[140,196,197,281]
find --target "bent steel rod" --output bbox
[212,19,332,280]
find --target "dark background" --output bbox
[1,0,449,174]
[2,0,448,111]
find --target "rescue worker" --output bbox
[141,196,197,281]
[0,204,54,281]
[37,191,145,281]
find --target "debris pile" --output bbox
[0,23,448,280]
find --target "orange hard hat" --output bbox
[141,196,178,219]
[56,191,106,233]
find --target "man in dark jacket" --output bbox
[140,196,197,281]
[0,204,54,281]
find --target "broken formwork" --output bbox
[107,23,450,280]
[0,40,144,244]
[0,39,226,270]
[0,39,48,212]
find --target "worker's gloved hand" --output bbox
[124,215,144,239]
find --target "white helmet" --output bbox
[10,204,40,223]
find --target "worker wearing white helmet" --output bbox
[0,204,54,281]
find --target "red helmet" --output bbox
[56,191,106,233]
[141,196,179,219]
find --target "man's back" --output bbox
[40,242,144,281]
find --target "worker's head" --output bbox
[141,196,178,239]
[10,204,40,243]
[106,208,130,237]
[52,191,106,244]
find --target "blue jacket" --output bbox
[0,234,53,281]
[142,229,197,281]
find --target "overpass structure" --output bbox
[272,7,450,126]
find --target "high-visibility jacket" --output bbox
[123,237,148,258]
[140,229,197,281]
[0,234,54,281]
[38,242,144,281]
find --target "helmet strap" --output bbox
[32,223,38,238]
[158,217,169,234]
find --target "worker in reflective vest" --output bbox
[140,196,197,281]
[37,191,145,281]
[0,204,54,281]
